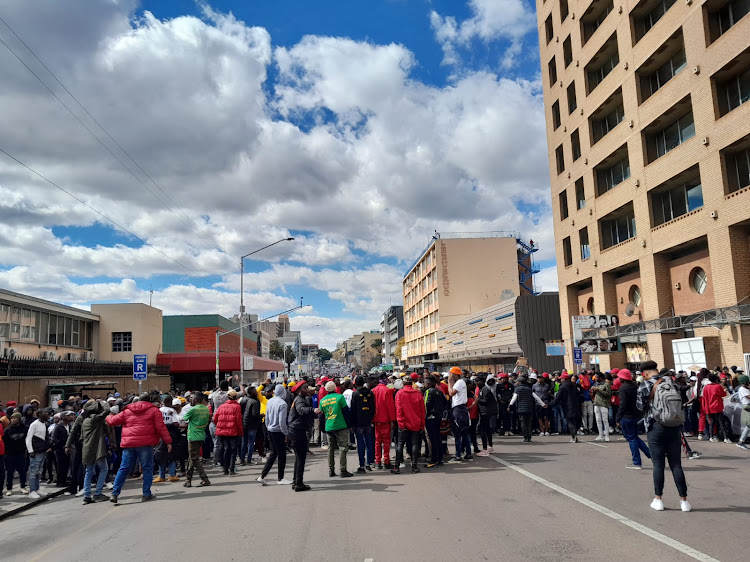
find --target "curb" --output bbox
[0,488,68,522]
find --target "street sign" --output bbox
[133,354,148,381]
[573,347,583,364]
[546,340,566,356]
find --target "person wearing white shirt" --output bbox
[448,367,471,463]
[26,408,51,499]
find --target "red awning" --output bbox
[156,352,284,374]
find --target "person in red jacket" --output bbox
[372,376,397,470]
[214,389,243,475]
[701,374,728,443]
[107,394,171,504]
[392,373,426,475]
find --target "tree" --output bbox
[370,339,383,354]
[393,337,405,362]
[317,348,333,362]
[360,349,381,372]
[269,340,284,360]
[283,346,296,376]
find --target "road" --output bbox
[2,435,748,562]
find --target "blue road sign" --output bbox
[573,347,583,364]
[133,354,148,380]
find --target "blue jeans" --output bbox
[354,425,375,467]
[113,446,154,497]
[452,405,470,458]
[621,418,650,466]
[159,460,176,479]
[28,454,45,492]
[84,457,108,498]
[553,406,567,433]
[241,429,257,462]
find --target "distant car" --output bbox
[724,395,743,437]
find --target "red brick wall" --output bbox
[184,327,257,355]
[577,285,594,315]
[668,249,715,316]
[614,271,643,325]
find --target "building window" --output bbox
[556,144,566,174]
[549,56,558,86]
[582,0,614,44]
[716,65,750,116]
[726,146,750,193]
[563,237,573,266]
[561,0,570,21]
[563,36,573,67]
[633,0,676,42]
[640,46,686,102]
[596,151,631,195]
[572,129,581,161]
[647,110,695,161]
[690,267,708,294]
[552,100,562,130]
[600,204,637,249]
[575,177,586,208]
[651,176,703,226]
[545,14,554,43]
[567,82,577,114]
[708,0,750,42]
[559,190,570,219]
[587,297,595,314]
[591,102,625,144]
[586,34,619,94]
[580,227,591,260]
[112,332,132,353]
[629,285,642,307]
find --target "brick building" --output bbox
[537,0,750,370]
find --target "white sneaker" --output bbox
[63,491,72,496]
[106,483,114,490]
[724,439,732,444]
[37,488,48,496]
[487,447,494,453]
[29,491,41,500]
[476,450,490,457]
[256,476,267,486]
[680,500,692,512]
[321,445,329,450]
[697,434,704,440]
[4,490,11,497]
[76,490,84,497]
[20,487,29,495]
[594,436,604,441]
[278,479,293,485]
[604,437,610,442]
[650,498,664,511]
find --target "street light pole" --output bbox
[239,237,294,385]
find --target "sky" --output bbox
[0,0,557,351]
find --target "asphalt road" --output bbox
[2,435,748,562]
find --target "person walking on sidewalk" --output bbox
[351,376,376,474]
[392,373,426,474]
[591,373,612,442]
[318,381,353,478]
[371,377,396,470]
[107,394,172,504]
[183,393,211,487]
[81,399,112,504]
[288,381,314,491]
[258,385,292,485]
[616,369,651,469]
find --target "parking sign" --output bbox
[573,347,583,364]
[133,354,148,381]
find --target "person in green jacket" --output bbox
[317,382,353,478]
[591,372,612,442]
[183,393,211,487]
[81,399,112,504]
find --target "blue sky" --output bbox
[0,0,556,349]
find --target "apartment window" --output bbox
[708,0,750,41]
[549,56,558,86]
[580,227,591,260]
[563,36,573,67]
[726,146,750,192]
[582,0,614,44]
[563,236,573,266]
[640,47,686,102]
[575,177,586,208]
[647,111,695,161]
[586,34,619,93]
[630,285,642,307]
[717,66,750,116]
[600,204,637,248]
[556,145,565,174]
[596,149,631,195]
[587,297,596,314]
[690,267,708,294]
[633,0,676,42]
[552,100,562,130]
[561,0,570,22]
[651,176,703,226]
[571,129,581,161]
[112,332,132,353]
[567,82,577,114]
[545,14,554,43]
[559,189,570,219]
[591,103,625,143]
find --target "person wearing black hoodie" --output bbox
[351,376,377,474]
[288,382,314,491]
[550,373,583,443]
[477,375,499,455]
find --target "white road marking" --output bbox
[585,441,608,448]
[488,454,719,562]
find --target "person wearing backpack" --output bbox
[641,361,690,513]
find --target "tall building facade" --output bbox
[381,305,404,365]
[537,0,750,370]
[403,232,539,368]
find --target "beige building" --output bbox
[91,303,163,363]
[537,0,750,370]
[403,233,537,367]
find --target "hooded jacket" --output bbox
[242,397,261,431]
[4,422,27,456]
[81,401,111,465]
[265,385,289,435]
[350,386,376,427]
[288,394,314,434]
[702,382,726,414]
[616,380,641,422]
[107,401,171,449]
[551,380,583,418]
[371,382,396,423]
[425,386,448,419]
[478,383,499,416]
[395,385,426,432]
[214,399,243,436]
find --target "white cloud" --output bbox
[535,266,559,293]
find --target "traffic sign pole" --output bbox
[133,354,148,394]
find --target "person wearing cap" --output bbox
[371,375,397,470]
[182,393,211,487]
[392,373,426,474]
[351,376,377,474]
[477,374,498,456]
[4,412,28,496]
[509,375,546,443]
[258,385,293,485]
[615,369,651,469]
[287,381,314,491]
[550,372,583,443]
[26,408,52,499]
[590,372,612,442]
[155,396,181,483]
[447,366,470,463]
[736,375,750,450]
[318,381,353,478]
[214,389,243,476]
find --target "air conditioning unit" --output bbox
[83,351,95,362]
[4,348,17,358]
[67,353,80,361]
[48,351,57,361]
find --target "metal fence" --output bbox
[0,356,170,378]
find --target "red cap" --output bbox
[560,372,570,379]
[720,374,728,379]
[291,381,307,393]
[499,372,509,378]
[542,372,550,378]
[618,369,633,381]
[320,376,330,383]
[410,373,420,382]
[610,368,620,374]
[6,400,17,406]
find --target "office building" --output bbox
[380,305,404,365]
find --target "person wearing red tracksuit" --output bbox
[392,374,426,475]
[372,377,396,470]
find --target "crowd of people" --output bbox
[0,361,747,512]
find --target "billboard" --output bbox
[572,315,619,342]
[578,338,620,354]
[545,340,566,356]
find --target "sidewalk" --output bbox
[0,487,68,522]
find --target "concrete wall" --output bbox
[93,303,163,363]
